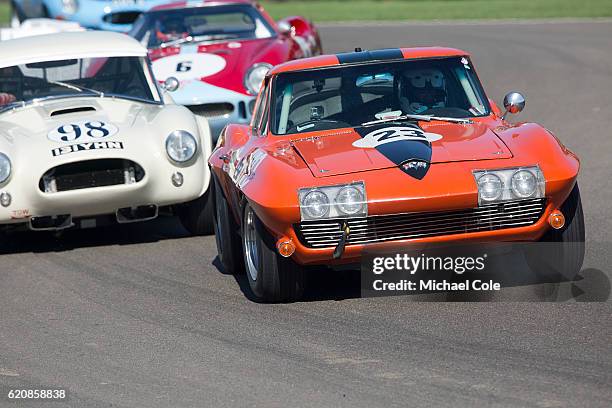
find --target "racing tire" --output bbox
[525,184,585,280]
[212,175,244,275]
[178,184,215,236]
[10,2,23,28]
[242,204,305,303]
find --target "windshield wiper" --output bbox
[160,34,238,48]
[49,80,104,97]
[362,114,472,127]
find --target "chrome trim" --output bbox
[296,198,547,248]
[29,215,74,231]
[244,207,260,282]
[116,205,158,224]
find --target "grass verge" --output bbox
[1,0,611,25]
[260,0,612,22]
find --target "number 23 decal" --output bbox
[48,120,119,143]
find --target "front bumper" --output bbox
[285,199,557,265]
[0,153,209,226]
[241,155,579,266]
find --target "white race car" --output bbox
[0,31,214,235]
[1,18,84,41]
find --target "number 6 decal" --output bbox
[48,120,118,143]
[176,61,192,72]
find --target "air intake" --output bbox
[40,159,145,193]
[50,106,96,117]
[296,198,547,248]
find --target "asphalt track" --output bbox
[1,21,611,408]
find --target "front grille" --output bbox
[187,103,234,118]
[40,159,145,193]
[103,11,141,25]
[296,198,547,248]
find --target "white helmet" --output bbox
[398,68,447,114]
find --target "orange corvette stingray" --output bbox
[209,47,584,302]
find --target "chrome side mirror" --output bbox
[162,76,179,93]
[277,20,292,36]
[502,92,525,119]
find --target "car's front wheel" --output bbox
[242,204,304,302]
[178,186,215,236]
[212,175,243,274]
[525,183,585,280]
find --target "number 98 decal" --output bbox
[48,120,119,143]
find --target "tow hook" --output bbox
[333,221,350,260]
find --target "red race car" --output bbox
[129,0,322,141]
[209,47,584,302]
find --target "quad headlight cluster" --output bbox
[298,182,367,221]
[473,166,545,205]
[0,152,11,184]
[165,130,197,163]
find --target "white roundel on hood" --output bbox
[48,120,118,143]
[152,53,226,81]
[353,126,442,149]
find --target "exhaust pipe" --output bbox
[116,205,158,224]
[29,214,74,231]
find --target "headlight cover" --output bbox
[166,130,197,163]
[0,153,11,184]
[473,166,544,205]
[244,63,272,95]
[299,182,367,221]
[62,0,79,14]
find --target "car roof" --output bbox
[268,47,470,76]
[150,0,255,11]
[0,31,147,69]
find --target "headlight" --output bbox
[0,153,11,184]
[477,174,503,202]
[511,170,537,198]
[336,185,366,215]
[62,0,78,14]
[165,130,197,163]
[301,190,330,219]
[244,63,272,95]
[299,182,367,221]
[473,166,544,205]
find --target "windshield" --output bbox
[0,56,160,111]
[130,4,275,48]
[271,57,491,135]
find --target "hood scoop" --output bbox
[50,106,96,117]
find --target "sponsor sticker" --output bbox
[10,209,30,220]
[51,141,124,157]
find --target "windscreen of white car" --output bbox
[270,57,491,135]
[129,4,275,48]
[0,56,160,112]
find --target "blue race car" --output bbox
[10,0,171,32]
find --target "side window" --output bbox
[252,80,270,136]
